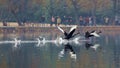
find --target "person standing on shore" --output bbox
[79,16,83,26]
[89,17,92,26]
[3,21,7,26]
[85,16,89,26]
[57,16,61,26]
[104,17,109,25]
[51,16,55,26]
[41,16,45,23]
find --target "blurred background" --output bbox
[0,0,119,26]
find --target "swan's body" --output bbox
[85,30,101,39]
[57,25,79,40]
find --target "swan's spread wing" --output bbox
[90,31,100,37]
[57,26,68,36]
[69,25,77,33]
[57,26,64,33]
[68,25,77,36]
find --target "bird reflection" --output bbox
[13,38,21,48]
[85,42,100,51]
[58,43,76,60]
[35,37,45,47]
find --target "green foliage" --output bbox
[0,0,118,24]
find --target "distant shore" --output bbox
[0,25,120,35]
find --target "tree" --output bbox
[0,0,115,25]
[7,0,30,25]
[91,0,97,25]
[70,0,80,25]
[112,0,120,25]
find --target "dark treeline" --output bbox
[0,0,119,25]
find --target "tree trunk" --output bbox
[91,0,97,26]
[71,0,79,25]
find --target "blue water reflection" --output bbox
[0,34,119,68]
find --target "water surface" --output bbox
[0,33,119,68]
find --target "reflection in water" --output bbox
[114,36,120,68]
[35,37,46,47]
[85,42,100,51]
[0,36,88,48]
[0,33,119,68]
[58,43,76,60]
[13,38,21,48]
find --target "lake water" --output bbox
[0,32,120,68]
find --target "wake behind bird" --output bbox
[0,36,90,47]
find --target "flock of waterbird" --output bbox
[57,25,101,60]
[0,25,101,60]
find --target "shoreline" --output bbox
[0,26,120,35]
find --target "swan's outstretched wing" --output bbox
[68,25,77,37]
[69,25,77,33]
[57,26,68,36]
[57,26,64,33]
[90,31,100,37]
